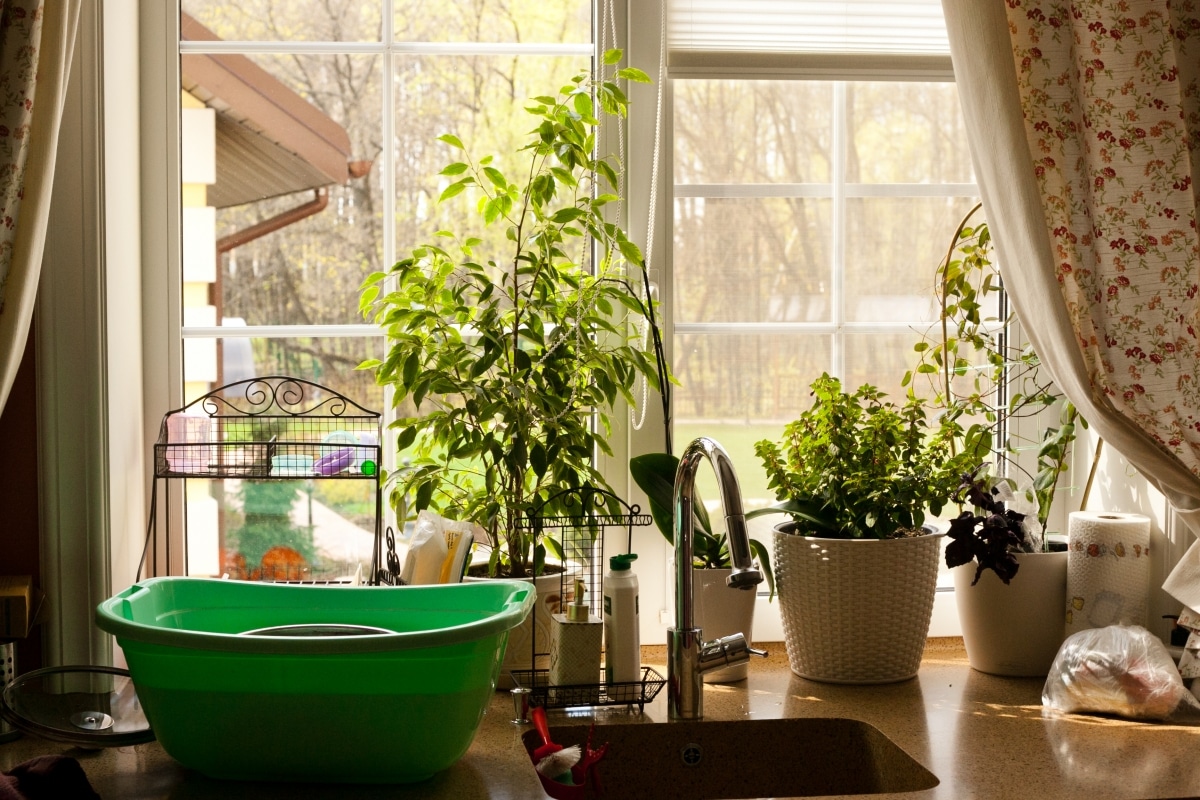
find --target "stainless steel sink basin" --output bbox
[525,717,938,799]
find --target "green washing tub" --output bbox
[96,577,533,784]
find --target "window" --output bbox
[158,1,1014,638]
[628,1,986,636]
[175,0,595,579]
[671,79,980,518]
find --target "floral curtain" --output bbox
[939,0,1200,600]
[0,0,79,414]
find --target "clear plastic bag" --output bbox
[1042,624,1198,720]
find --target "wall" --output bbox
[0,332,42,673]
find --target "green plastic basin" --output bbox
[96,577,533,784]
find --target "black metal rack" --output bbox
[150,376,383,584]
[510,666,666,711]
[512,487,661,709]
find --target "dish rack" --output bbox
[149,376,383,584]
[510,666,666,712]
[512,487,661,709]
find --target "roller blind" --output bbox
[667,0,954,80]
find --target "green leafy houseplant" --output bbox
[359,51,657,578]
[905,203,1093,571]
[753,374,987,539]
[629,452,775,598]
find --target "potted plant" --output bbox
[905,203,1094,676]
[752,374,986,684]
[943,468,1072,675]
[630,451,774,682]
[360,51,656,680]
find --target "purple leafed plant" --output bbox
[944,472,1028,585]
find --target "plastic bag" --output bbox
[399,511,448,585]
[1042,624,1198,720]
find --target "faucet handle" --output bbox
[697,632,766,674]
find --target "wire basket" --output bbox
[510,667,665,711]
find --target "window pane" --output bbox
[675,81,833,184]
[673,333,832,511]
[848,82,974,184]
[671,77,982,533]
[673,333,830,423]
[181,52,382,327]
[843,332,929,403]
[674,197,832,323]
[185,477,379,580]
[217,184,383,327]
[843,196,980,324]
[394,0,591,43]
[184,336,384,411]
[393,54,591,259]
[182,0,382,42]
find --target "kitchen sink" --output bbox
[524,716,938,799]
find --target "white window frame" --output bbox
[621,1,1018,641]
[52,1,1066,666]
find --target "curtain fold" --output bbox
[940,0,1200,600]
[0,0,80,415]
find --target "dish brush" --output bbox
[535,745,581,783]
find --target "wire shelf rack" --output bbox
[510,667,666,711]
[148,376,383,584]
[513,487,654,706]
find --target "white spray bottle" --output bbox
[603,553,640,684]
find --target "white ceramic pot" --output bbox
[693,567,757,683]
[773,523,943,684]
[953,550,1068,677]
[470,569,574,690]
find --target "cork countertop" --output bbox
[3,639,1200,799]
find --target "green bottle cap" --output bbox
[609,553,638,571]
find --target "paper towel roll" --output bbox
[1066,511,1151,635]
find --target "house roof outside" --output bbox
[180,13,367,208]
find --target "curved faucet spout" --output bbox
[669,437,765,720]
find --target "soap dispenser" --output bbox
[548,579,603,693]
[603,553,640,684]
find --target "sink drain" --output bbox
[680,743,702,767]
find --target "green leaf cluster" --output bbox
[753,374,986,539]
[902,203,1086,544]
[359,51,661,578]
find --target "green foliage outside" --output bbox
[228,480,313,570]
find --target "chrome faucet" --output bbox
[668,437,767,720]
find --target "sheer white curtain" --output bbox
[941,1,1200,602]
[0,0,80,414]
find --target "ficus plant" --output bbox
[359,50,660,578]
[753,374,988,539]
[904,202,1088,545]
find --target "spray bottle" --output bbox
[603,553,640,684]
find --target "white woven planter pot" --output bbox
[773,522,943,684]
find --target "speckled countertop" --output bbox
[3,639,1200,799]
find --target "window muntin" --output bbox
[672,79,981,532]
